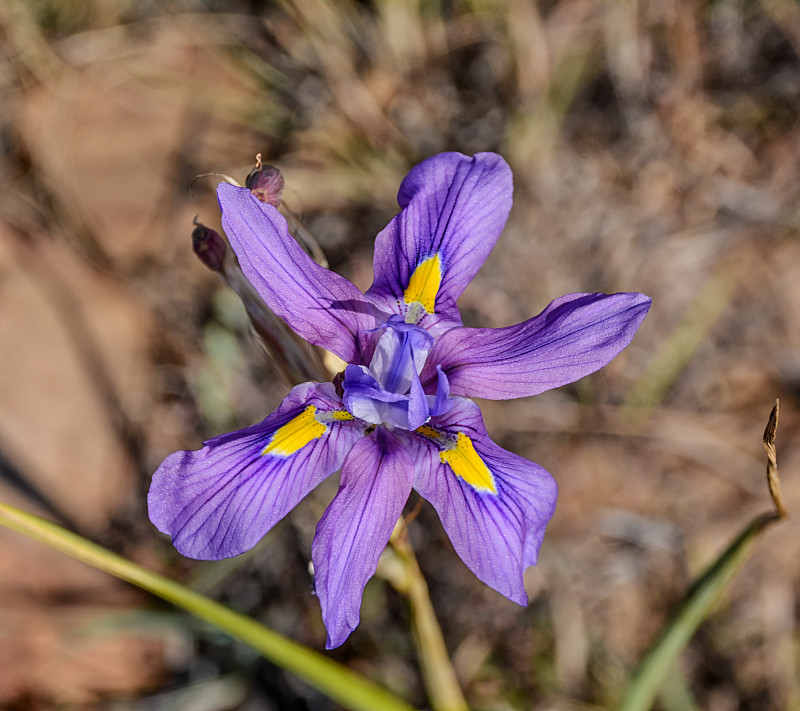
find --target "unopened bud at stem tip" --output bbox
[192,218,227,273]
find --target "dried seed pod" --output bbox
[246,154,284,207]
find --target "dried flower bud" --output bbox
[331,370,345,398]
[192,219,226,273]
[246,154,284,207]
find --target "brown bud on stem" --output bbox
[246,153,284,207]
[192,218,227,273]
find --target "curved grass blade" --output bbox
[0,500,417,711]
[619,400,788,711]
[617,511,780,711]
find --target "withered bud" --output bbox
[192,218,226,273]
[331,370,345,399]
[246,154,284,207]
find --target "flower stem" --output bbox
[380,517,469,711]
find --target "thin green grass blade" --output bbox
[617,512,780,711]
[658,661,700,711]
[0,501,417,711]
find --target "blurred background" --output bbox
[1,1,799,709]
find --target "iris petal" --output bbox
[342,320,437,430]
[312,429,414,648]
[427,365,452,417]
[218,183,377,364]
[366,152,513,335]
[369,325,431,393]
[410,397,557,604]
[148,383,365,560]
[423,292,652,399]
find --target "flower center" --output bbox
[341,318,450,430]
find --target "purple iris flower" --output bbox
[148,152,651,648]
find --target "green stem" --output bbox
[380,518,469,711]
[0,501,416,711]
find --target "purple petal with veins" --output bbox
[149,152,650,648]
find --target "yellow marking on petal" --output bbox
[440,433,497,494]
[404,254,442,314]
[262,405,327,457]
[329,410,355,421]
[416,425,441,440]
[416,424,452,448]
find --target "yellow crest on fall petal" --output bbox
[416,424,442,441]
[262,406,327,456]
[439,432,497,494]
[404,254,442,314]
[327,410,355,421]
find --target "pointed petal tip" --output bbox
[216,180,249,210]
[312,432,413,652]
[216,178,246,199]
[428,290,653,400]
[325,625,355,650]
[510,589,529,607]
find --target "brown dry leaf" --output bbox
[0,604,166,707]
[15,20,264,266]
[0,227,149,531]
